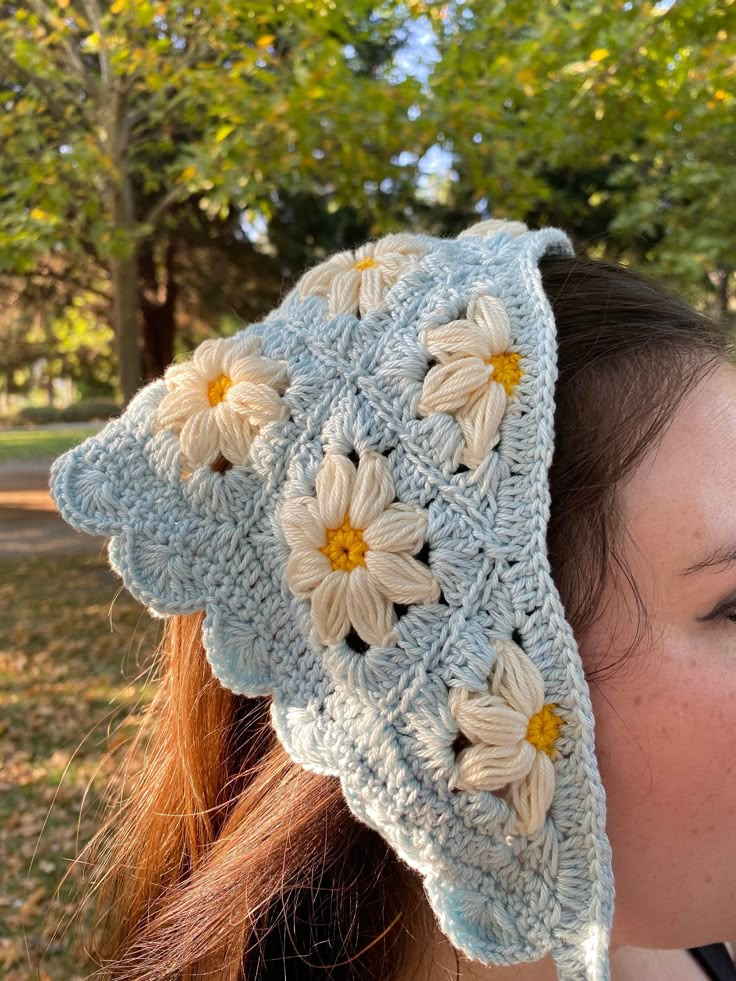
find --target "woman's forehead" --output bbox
[618,362,736,573]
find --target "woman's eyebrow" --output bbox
[680,544,736,576]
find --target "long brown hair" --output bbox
[79,253,730,979]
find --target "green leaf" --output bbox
[214,123,236,143]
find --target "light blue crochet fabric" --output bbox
[49,221,614,980]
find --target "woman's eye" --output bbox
[716,606,736,624]
[697,598,736,624]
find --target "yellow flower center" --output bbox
[485,351,523,397]
[319,512,368,572]
[354,256,378,271]
[207,373,233,406]
[526,703,563,757]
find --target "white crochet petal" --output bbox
[345,566,396,647]
[328,267,362,316]
[226,381,288,428]
[364,551,440,605]
[374,232,425,256]
[286,547,332,598]
[311,569,351,645]
[417,357,491,415]
[492,639,545,718]
[452,738,536,793]
[316,453,356,529]
[362,503,427,554]
[297,251,355,295]
[163,361,201,391]
[192,337,227,378]
[507,751,556,836]
[454,382,507,468]
[352,240,376,263]
[467,293,512,356]
[357,265,385,314]
[457,218,528,239]
[448,691,529,746]
[154,386,209,432]
[348,452,395,529]
[215,403,256,466]
[179,408,220,469]
[280,497,326,550]
[420,319,490,363]
[225,353,287,389]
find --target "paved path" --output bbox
[0,457,109,557]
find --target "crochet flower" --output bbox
[151,334,289,472]
[279,450,440,647]
[448,638,563,836]
[457,217,528,240]
[416,292,523,469]
[295,232,428,317]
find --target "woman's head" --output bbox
[542,257,735,957]
[580,360,736,951]
[78,251,732,978]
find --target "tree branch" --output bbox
[125,87,192,138]
[122,36,212,134]
[26,0,95,94]
[78,0,110,89]
[136,184,188,242]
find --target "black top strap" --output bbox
[688,944,736,981]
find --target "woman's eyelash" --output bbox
[713,605,736,624]
[698,601,736,624]
[696,593,736,623]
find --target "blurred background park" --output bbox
[0,0,734,976]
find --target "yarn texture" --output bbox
[49,218,615,981]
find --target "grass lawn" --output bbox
[0,554,163,979]
[0,429,103,465]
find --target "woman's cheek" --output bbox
[588,630,736,947]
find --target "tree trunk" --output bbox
[139,237,178,380]
[107,104,142,407]
[110,250,141,405]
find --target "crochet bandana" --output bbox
[49,219,615,981]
